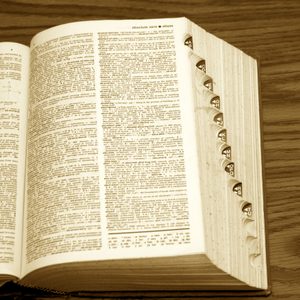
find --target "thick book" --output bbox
[0,17,269,296]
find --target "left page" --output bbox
[0,43,29,280]
[22,18,204,277]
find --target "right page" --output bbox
[187,20,268,289]
[21,18,205,277]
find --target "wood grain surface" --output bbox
[1,0,300,299]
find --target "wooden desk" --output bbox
[1,0,299,299]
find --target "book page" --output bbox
[22,18,204,276]
[0,43,29,278]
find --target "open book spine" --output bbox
[184,23,267,289]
